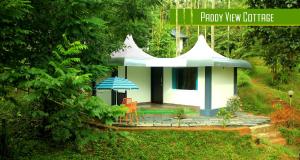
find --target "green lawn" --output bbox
[22,131,297,160]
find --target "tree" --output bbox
[1,0,161,97]
[0,0,32,98]
[147,0,176,58]
[0,0,162,150]
[22,38,124,144]
[148,26,176,58]
[246,0,300,83]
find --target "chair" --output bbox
[119,98,139,125]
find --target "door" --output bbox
[111,91,126,105]
[151,67,163,104]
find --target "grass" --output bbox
[238,58,300,115]
[279,127,300,145]
[238,68,274,115]
[22,131,297,160]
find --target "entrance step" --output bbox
[255,131,281,138]
[250,124,286,145]
[250,124,275,133]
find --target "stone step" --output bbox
[250,124,275,133]
[254,131,281,138]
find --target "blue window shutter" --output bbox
[172,68,176,89]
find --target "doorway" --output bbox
[151,67,163,104]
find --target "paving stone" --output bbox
[130,112,271,127]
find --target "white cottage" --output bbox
[98,35,251,116]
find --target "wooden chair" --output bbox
[119,98,139,125]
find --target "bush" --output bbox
[175,108,186,126]
[0,40,126,159]
[226,96,241,115]
[217,108,232,127]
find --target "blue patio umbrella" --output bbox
[96,77,139,104]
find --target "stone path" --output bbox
[120,111,270,127]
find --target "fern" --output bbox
[19,39,124,144]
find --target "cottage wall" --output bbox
[211,67,234,110]
[98,66,235,112]
[163,67,205,109]
[122,66,151,103]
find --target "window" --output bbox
[172,68,197,90]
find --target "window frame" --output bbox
[172,67,198,90]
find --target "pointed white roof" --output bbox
[178,35,228,60]
[111,35,154,59]
[175,35,251,68]
[110,34,251,68]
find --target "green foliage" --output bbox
[0,0,162,158]
[217,108,232,127]
[0,0,32,66]
[1,0,161,99]
[214,26,255,59]
[148,25,176,58]
[175,108,185,118]
[0,38,124,153]
[238,70,252,87]
[0,0,31,101]
[216,96,241,126]
[174,108,186,127]
[6,40,123,147]
[245,0,300,83]
[279,127,300,145]
[226,96,241,115]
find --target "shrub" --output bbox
[175,108,186,127]
[0,39,125,155]
[226,96,241,115]
[217,108,232,127]
[271,105,300,128]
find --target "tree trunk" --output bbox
[1,119,9,159]
[92,80,96,96]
